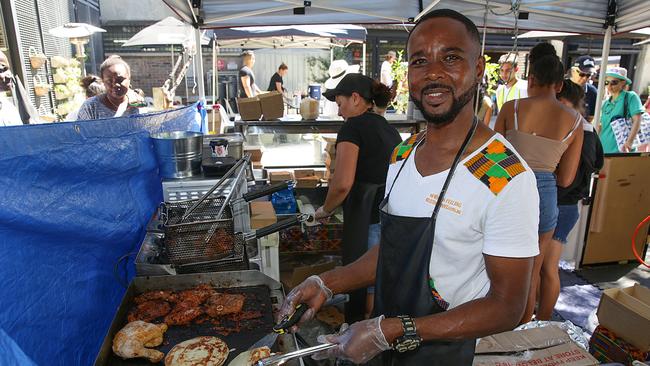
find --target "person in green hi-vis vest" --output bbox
[598,67,645,153]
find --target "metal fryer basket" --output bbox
[160,196,233,226]
[163,219,240,265]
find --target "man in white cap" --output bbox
[380,50,397,88]
[322,60,360,117]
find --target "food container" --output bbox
[300,97,319,120]
[151,131,203,179]
[203,133,244,159]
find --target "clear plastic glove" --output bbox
[314,205,333,224]
[276,275,333,333]
[312,315,390,364]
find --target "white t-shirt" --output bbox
[380,61,393,88]
[0,97,22,127]
[385,133,539,310]
[495,79,528,111]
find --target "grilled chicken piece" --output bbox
[164,302,203,325]
[134,290,178,304]
[112,321,168,363]
[128,300,172,323]
[175,284,216,307]
[204,293,245,317]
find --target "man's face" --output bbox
[407,17,484,126]
[102,64,130,99]
[499,62,516,83]
[570,67,593,86]
[0,51,13,92]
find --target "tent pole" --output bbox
[362,42,367,75]
[593,25,612,130]
[330,47,334,63]
[194,28,206,103]
[213,36,217,104]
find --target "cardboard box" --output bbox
[244,147,263,162]
[294,169,315,179]
[237,96,262,120]
[269,171,294,183]
[597,284,650,351]
[474,325,599,366]
[249,201,276,229]
[281,261,337,290]
[259,91,284,120]
[296,176,320,189]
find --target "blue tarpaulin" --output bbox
[0,104,201,365]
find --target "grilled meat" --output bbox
[164,302,203,326]
[204,293,245,317]
[204,228,234,258]
[175,283,216,306]
[134,290,178,304]
[128,300,172,323]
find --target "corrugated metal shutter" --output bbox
[13,0,72,115]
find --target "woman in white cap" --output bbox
[322,60,360,117]
[599,67,645,153]
[315,73,402,321]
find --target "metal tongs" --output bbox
[181,153,251,221]
[254,343,337,366]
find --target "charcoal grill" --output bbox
[93,270,300,366]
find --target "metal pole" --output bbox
[330,47,334,63]
[194,28,206,102]
[362,42,366,75]
[593,25,612,131]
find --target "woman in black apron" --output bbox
[316,73,402,323]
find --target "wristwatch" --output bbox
[392,315,422,353]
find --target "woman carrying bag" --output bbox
[599,67,646,153]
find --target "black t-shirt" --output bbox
[584,83,597,119]
[238,66,255,97]
[336,112,402,222]
[267,72,284,92]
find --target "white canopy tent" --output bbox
[161,0,650,121]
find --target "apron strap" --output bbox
[428,117,479,224]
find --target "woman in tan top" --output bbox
[495,43,583,323]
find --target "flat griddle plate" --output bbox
[105,285,276,366]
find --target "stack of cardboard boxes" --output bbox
[236,91,284,120]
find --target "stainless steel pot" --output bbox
[151,131,203,178]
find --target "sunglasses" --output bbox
[604,80,620,86]
[578,72,592,78]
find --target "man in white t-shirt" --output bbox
[495,54,528,112]
[278,9,539,365]
[380,50,397,88]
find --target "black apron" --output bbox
[372,118,479,365]
[342,180,384,323]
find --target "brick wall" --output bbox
[119,55,187,98]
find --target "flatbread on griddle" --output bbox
[165,336,229,366]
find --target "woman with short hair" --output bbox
[76,55,139,120]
